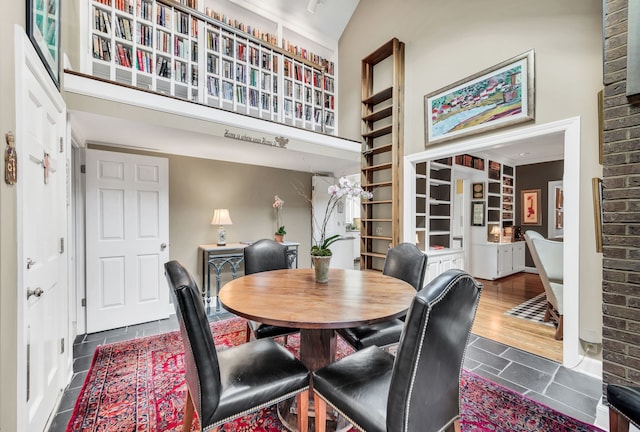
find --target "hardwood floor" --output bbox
[471,272,563,363]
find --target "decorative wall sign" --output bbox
[5,132,17,185]
[224,129,288,149]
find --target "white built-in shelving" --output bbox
[87,0,336,134]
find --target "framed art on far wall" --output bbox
[424,49,535,146]
[26,0,60,88]
[521,189,542,226]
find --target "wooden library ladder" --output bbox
[360,38,405,271]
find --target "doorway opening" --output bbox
[403,117,582,369]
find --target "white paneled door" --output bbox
[85,150,170,333]
[16,30,68,432]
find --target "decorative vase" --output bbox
[275,234,284,243]
[311,255,332,283]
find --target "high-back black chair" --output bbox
[164,260,310,432]
[243,239,299,343]
[313,269,482,432]
[608,384,640,432]
[337,242,427,349]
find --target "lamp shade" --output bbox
[211,209,232,226]
[490,225,501,235]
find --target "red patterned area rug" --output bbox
[67,317,602,432]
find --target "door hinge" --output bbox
[81,298,86,307]
[59,237,64,254]
[80,164,86,174]
[59,137,64,153]
[60,338,65,354]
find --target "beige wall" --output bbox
[90,145,314,280]
[1,2,23,430]
[339,0,604,344]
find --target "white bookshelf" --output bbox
[87,0,336,134]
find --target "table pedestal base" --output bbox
[277,398,351,432]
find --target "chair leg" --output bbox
[314,392,327,432]
[454,419,461,432]
[544,302,552,322]
[245,322,252,343]
[284,334,289,345]
[555,315,564,340]
[183,389,195,432]
[610,407,630,432]
[297,390,309,432]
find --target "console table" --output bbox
[198,241,300,311]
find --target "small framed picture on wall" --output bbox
[471,201,485,226]
[472,182,484,199]
[521,189,542,225]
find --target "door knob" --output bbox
[27,287,44,299]
[26,258,36,269]
[160,243,168,251]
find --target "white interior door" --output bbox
[16,31,68,432]
[85,150,170,333]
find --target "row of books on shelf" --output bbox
[202,7,332,73]
[281,40,335,74]
[94,0,334,77]
[156,3,172,28]
[455,154,485,171]
[170,0,197,9]
[204,7,278,46]
[175,12,197,37]
[115,15,133,40]
[94,0,134,14]
[136,23,152,47]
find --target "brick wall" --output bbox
[602,0,640,390]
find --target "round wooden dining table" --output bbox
[219,267,416,431]
[219,267,416,371]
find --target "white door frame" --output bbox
[404,117,595,374]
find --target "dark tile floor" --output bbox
[46,311,602,432]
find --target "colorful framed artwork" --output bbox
[26,0,60,88]
[521,189,542,226]
[424,50,535,146]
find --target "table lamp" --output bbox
[489,224,501,243]
[211,209,232,246]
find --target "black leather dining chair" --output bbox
[337,242,427,349]
[244,239,299,343]
[313,269,482,432]
[164,260,310,432]
[608,383,640,432]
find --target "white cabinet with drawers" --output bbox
[425,249,465,286]
[470,241,525,280]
